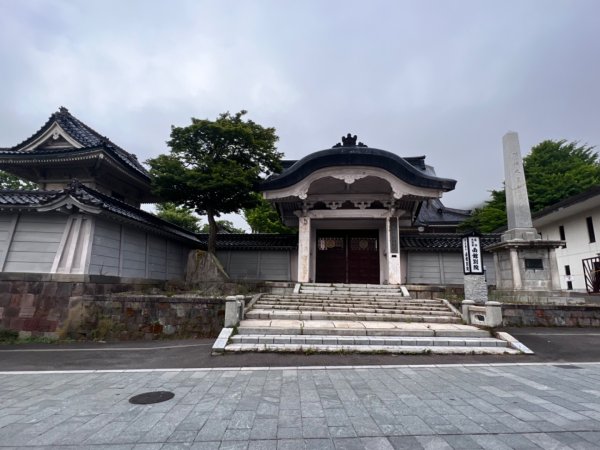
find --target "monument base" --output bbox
[486,239,564,292]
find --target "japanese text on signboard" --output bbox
[462,236,483,275]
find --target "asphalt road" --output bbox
[0,327,598,371]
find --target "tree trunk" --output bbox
[207,210,217,255]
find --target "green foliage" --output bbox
[155,202,200,233]
[147,111,281,253]
[198,220,246,234]
[462,140,600,232]
[243,195,296,234]
[0,171,37,190]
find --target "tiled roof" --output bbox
[196,233,298,251]
[0,191,54,206]
[0,183,199,244]
[5,107,149,180]
[400,233,501,252]
[416,198,471,225]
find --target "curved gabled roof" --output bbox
[4,107,149,180]
[261,146,456,191]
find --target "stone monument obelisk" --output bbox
[487,132,564,301]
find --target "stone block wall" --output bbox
[0,275,162,337]
[63,295,227,340]
[502,304,600,327]
[0,274,233,339]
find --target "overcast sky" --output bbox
[1,0,599,229]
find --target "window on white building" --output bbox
[586,217,596,243]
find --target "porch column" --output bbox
[298,216,311,282]
[387,215,401,285]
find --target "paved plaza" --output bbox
[2,363,600,449]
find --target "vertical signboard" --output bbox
[462,236,484,275]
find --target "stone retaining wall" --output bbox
[63,295,227,340]
[0,274,246,339]
[501,304,600,327]
[0,274,164,337]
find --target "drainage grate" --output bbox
[554,364,582,370]
[129,391,175,405]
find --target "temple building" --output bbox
[0,109,500,286]
[0,107,198,279]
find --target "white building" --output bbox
[533,186,600,292]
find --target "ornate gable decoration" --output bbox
[332,133,368,148]
[18,122,83,152]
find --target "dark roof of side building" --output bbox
[196,233,298,251]
[261,146,456,191]
[532,185,600,220]
[1,107,149,180]
[0,182,199,245]
[400,233,501,252]
[415,198,471,225]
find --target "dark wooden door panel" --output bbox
[315,230,379,284]
[315,231,346,283]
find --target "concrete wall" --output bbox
[537,211,600,291]
[89,218,188,280]
[216,250,291,281]
[1,213,68,273]
[406,252,496,285]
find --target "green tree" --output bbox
[461,140,600,232]
[0,171,37,190]
[243,195,295,233]
[198,219,245,234]
[155,202,200,233]
[147,111,281,253]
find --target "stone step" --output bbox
[223,343,520,355]
[237,319,488,337]
[301,283,403,289]
[299,289,405,296]
[258,297,447,306]
[261,295,439,304]
[245,309,461,323]
[230,334,508,348]
[254,303,454,315]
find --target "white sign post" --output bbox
[462,234,488,303]
[462,236,483,275]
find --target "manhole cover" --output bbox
[129,391,175,404]
[554,365,582,370]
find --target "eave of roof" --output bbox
[0,145,151,184]
[261,147,456,192]
[196,233,298,251]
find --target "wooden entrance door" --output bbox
[315,230,379,284]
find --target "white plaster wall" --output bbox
[537,210,600,291]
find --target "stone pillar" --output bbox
[548,248,561,290]
[502,132,537,241]
[464,274,488,304]
[298,216,311,283]
[510,248,522,290]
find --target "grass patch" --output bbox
[0,329,66,345]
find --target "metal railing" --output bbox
[582,256,600,294]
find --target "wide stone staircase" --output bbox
[217,283,523,354]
